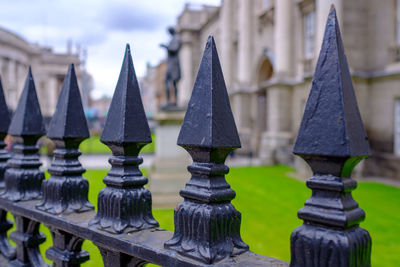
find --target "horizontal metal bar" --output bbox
[0,199,288,267]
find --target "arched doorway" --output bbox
[253,56,273,155]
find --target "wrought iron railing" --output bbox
[0,7,371,267]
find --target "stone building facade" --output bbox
[0,27,91,118]
[144,0,400,179]
[140,60,167,117]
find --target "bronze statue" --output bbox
[160,27,181,107]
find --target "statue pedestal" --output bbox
[259,131,293,165]
[149,110,190,208]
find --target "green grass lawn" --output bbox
[8,166,400,266]
[40,134,156,155]
[79,134,155,154]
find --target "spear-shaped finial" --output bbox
[37,64,93,214]
[293,7,370,161]
[8,67,45,137]
[290,7,371,267]
[47,64,89,141]
[100,44,152,155]
[2,68,45,201]
[177,36,241,150]
[90,44,158,234]
[165,36,248,264]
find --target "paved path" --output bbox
[40,154,154,170]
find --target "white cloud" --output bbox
[0,0,221,98]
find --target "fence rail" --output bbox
[0,7,371,267]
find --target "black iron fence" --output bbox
[0,8,371,267]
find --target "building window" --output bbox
[394,99,400,155]
[303,10,315,59]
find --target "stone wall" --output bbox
[158,0,400,178]
[0,27,88,117]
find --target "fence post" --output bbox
[89,44,158,236]
[164,36,249,264]
[36,64,92,266]
[0,77,15,260]
[37,64,93,214]
[0,77,10,190]
[290,7,371,267]
[3,68,47,266]
[2,68,45,201]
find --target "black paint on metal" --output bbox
[0,78,15,261]
[37,64,93,214]
[46,228,90,267]
[293,7,370,159]
[0,198,288,266]
[89,44,159,234]
[96,244,147,267]
[2,68,45,202]
[8,215,47,266]
[165,36,248,264]
[0,78,16,261]
[290,7,371,267]
[0,77,10,137]
[0,210,15,260]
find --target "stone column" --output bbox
[238,0,253,84]
[259,0,294,164]
[38,76,57,117]
[47,77,58,116]
[7,60,17,110]
[16,63,25,94]
[7,60,15,87]
[233,0,254,155]
[316,0,342,52]
[219,0,234,90]
[177,30,193,108]
[252,92,267,156]
[274,0,294,77]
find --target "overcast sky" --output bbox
[0,0,220,99]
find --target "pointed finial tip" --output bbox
[125,43,131,52]
[67,63,75,74]
[67,63,77,78]
[27,66,33,80]
[205,35,216,50]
